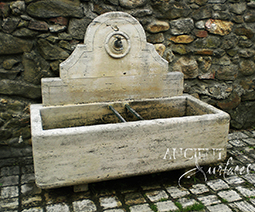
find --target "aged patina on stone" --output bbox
[0,0,255,150]
[30,12,229,191]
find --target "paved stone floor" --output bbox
[1,130,255,212]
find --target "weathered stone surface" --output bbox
[2,17,20,33]
[49,17,68,26]
[198,71,215,80]
[244,12,255,23]
[194,0,208,6]
[192,5,212,20]
[248,2,255,8]
[198,195,220,206]
[234,27,254,39]
[0,79,41,99]
[125,192,146,205]
[0,32,33,55]
[230,3,246,15]
[171,44,190,55]
[10,1,25,15]
[72,199,97,212]
[92,3,117,15]
[231,101,255,129]
[190,3,200,9]
[194,49,213,55]
[213,4,227,11]
[147,33,164,44]
[58,40,72,51]
[239,60,255,76]
[0,2,10,17]
[221,34,238,50]
[165,49,175,63]
[154,43,165,56]
[46,36,59,43]
[146,190,168,202]
[131,7,153,17]
[215,64,238,80]
[152,2,191,19]
[197,56,212,73]
[212,55,231,65]
[12,28,39,38]
[205,19,233,36]
[49,25,66,33]
[17,19,29,28]
[239,49,255,58]
[238,36,253,48]
[41,12,181,106]
[0,69,20,80]
[212,11,231,20]
[31,95,229,189]
[227,48,238,57]
[195,20,205,29]
[213,48,225,57]
[208,0,226,3]
[173,56,198,79]
[22,51,51,85]
[28,20,48,31]
[3,59,19,70]
[50,61,60,72]
[242,90,255,101]
[27,0,83,18]
[37,39,69,60]
[194,30,208,38]
[193,36,221,49]
[146,21,169,33]
[99,196,122,209]
[107,0,119,6]
[217,91,240,110]
[119,0,147,9]
[232,15,244,24]
[187,80,231,99]
[170,35,194,44]
[68,17,92,40]
[231,55,240,64]
[170,18,194,35]
[58,32,72,41]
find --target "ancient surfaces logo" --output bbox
[163,148,251,188]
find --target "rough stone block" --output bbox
[206,179,229,191]
[155,200,178,212]
[166,186,189,199]
[218,190,242,202]
[99,196,122,209]
[46,203,69,212]
[0,186,19,199]
[207,204,232,212]
[129,203,153,212]
[72,199,97,212]
[145,190,168,202]
[198,195,220,206]
[229,201,255,212]
[189,184,209,195]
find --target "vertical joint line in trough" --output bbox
[109,105,126,123]
[125,104,144,120]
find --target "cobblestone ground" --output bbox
[1,130,255,212]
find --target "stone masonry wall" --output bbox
[0,0,255,147]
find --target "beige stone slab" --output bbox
[42,72,183,106]
[30,95,230,189]
[41,12,182,106]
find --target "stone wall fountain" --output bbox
[30,12,230,191]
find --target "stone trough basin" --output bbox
[31,95,229,190]
[30,12,230,191]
